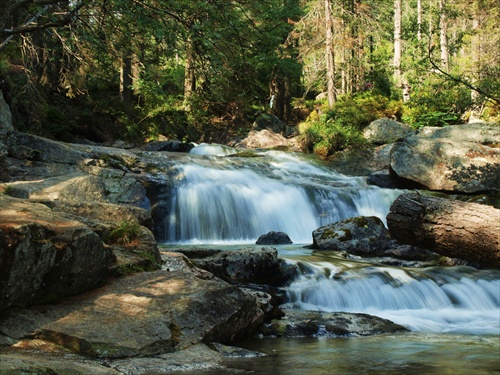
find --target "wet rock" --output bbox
[259,309,409,337]
[367,170,400,188]
[210,342,265,358]
[311,216,393,256]
[256,231,293,245]
[110,343,223,374]
[141,139,194,152]
[383,244,443,262]
[178,247,298,286]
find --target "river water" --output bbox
[161,144,500,374]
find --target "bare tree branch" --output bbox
[427,40,500,106]
[0,0,86,51]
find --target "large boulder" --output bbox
[256,231,293,245]
[175,247,297,286]
[311,216,393,256]
[0,195,114,310]
[327,144,394,177]
[234,129,301,150]
[390,124,500,192]
[363,117,414,145]
[0,269,268,358]
[41,200,162,269]
[253,113,285,133]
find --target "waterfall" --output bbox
[284,258,500,335]
[164,144,402,244]
[160,143,500,337]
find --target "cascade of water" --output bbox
[164,145,402,244]
[285,259,500,335]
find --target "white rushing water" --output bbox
[163,143,500,338]
[165,144,401,244]
[284,257,500,335]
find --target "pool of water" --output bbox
[161,244,500,374]
[181,333,500,374]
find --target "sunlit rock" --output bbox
[0,270,265,358]
[390,124,500,192]
[0,195,114,310]
[363,117,414,145]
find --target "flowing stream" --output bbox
[162,144,500,374]
[165,144,398,244]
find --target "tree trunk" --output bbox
[387,193,500,268]
[325,0,336,107]
[183,36,196,109]
[120,51,133,116]
[393,0,402,91]
[439,0,449,71]
[470,1,481,104]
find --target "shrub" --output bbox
[299,92,400,156]
[107,221,141,246]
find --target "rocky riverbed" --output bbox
[1,95,499,372]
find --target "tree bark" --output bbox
[120,51,134,116]
[439,0,449,71]
[325,0,336,108]
[393,0,402,91]
[183,36,196,109]
[387,193,500,268]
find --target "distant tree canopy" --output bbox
[0,0,498,144]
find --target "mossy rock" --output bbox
[311,216,392,256]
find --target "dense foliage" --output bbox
[0,0,498,152]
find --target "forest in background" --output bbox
[0,0,499,154]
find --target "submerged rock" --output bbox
[259,309,409,337]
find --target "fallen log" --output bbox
[387,193,500,268]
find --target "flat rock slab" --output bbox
[110,343,224,374]
[0,269,261,359]
[0,352,120,374]
[259,309,409,337]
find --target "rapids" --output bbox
[162,143,500,374]
[164,144,400,244]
